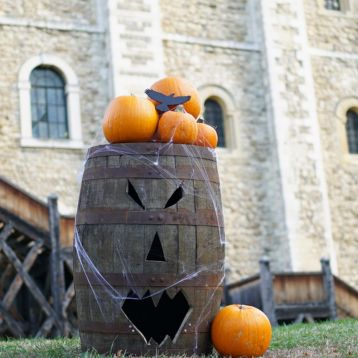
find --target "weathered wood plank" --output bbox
[0,238,61,329]
[75,143,223,354]
[0,223,13,241]
[275,303,330,319]
[273,274,325,304]
[0,300,24,338]
[0,264,15,297]
[178,226,196,274]
[321,258,337,320]
[259,257,277,326]
[143,225,178,274]
[0,240,43,316]
[0,177,74,248]
[334,276,358,318]
[0,209,49,246]
[36,281,75,338]
[35,314,55,338]
[61,248,73,271]
[48,195,65,335]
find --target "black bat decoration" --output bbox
[145,89,191,112]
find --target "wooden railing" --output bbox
[227,258,358,325]
[0,176,76,337]
[0,176,74,247]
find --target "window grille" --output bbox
[204,99,226,147]
[325,0,341,10]
[30,67,68,139]
[346,109,358,154]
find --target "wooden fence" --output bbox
[0,176,74,247]
[227,257,358,325]
[0,194,76,337]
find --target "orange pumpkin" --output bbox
[102,96,159,143]
[211,304,272,357]
[194,123,218,148]
[157,111,198,144]
[150,76,202,118]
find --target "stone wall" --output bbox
[0,1,97,24]
[258,0,334,275]
[0,2,110,214]
[305,0,358,287]
[107,0,164,95]
[160,0,251,42]
[160,0,281,280]
[0,0,357,289]
[305,0,358,52]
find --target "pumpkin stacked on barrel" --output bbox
[74,77,225,355]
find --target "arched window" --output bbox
[325,0,341,10]
[346,109,358,154]
[204,98,226,147]
[30,67,68,139]
[18,55,82,149]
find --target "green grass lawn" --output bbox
[0,319,357,357]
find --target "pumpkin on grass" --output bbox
[211,304,272,357]
[102,96,159,143]
[157,111,198,144]
[194,122,218,148]
[150,76,202,119]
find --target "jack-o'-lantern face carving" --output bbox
[74,143,225,355]
[122,180,191,345]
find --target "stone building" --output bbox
[0,0,357,287]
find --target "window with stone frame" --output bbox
[204,98,226,147]
[19,54,82,149]
[324,0,341,10]
[30,67,69,139]
[346,109,358,154]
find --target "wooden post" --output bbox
[321,257,337,320]
[223,266,232,305]
[259,257,278,326]
[48,194,65,335]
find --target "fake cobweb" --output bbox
[73,140,225,353]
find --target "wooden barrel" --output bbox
[74,143,225,356]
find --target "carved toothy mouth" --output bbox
[121,289,191,346]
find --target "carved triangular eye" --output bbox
[126,180,145,209]
[146,233,166,262]
[164,186,184,208]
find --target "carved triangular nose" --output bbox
[146,233,166,261]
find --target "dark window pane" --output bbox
[48,105,57,123]
[58,123,68,139]
[325,0,340,10]
[39,121,48,139]
[56,88,66,105]
[35,88,46,105]
[30,68,65,88]
[30,66,68,139]
[47,88,57,106]
[204,99,226,147]
[35,105,46,123]
[49,123,58,139]
[346,109,358,154]
[32,116,39,138]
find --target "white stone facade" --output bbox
[0,0,357,287]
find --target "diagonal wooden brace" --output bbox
[0,223,13,241]
[0,300,25,338]
[36,281,75,338]
[0,240,44,326]
[0,228,61,331]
